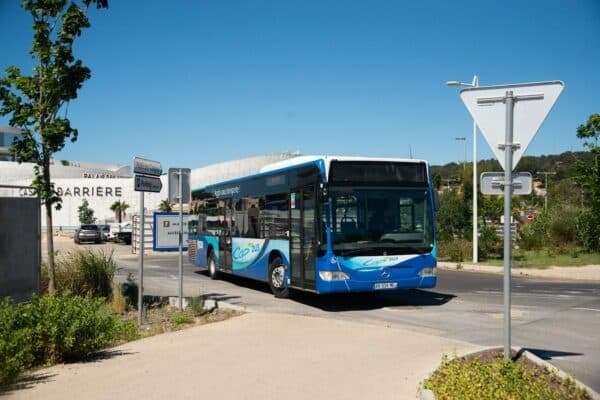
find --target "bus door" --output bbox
[219,200,233,271]
[290,184,317,290]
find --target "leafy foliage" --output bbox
[424,353,590,400]
[77,198,96,223]
[110,200,130,223]
[0,0,108,294]
[0,293,132,386]
[158,199,172,212]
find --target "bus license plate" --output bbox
[374,282,398,290]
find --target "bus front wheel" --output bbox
[208,251,219,280]
[268,256,289,298]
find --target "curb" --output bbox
[418,346,600,400]
[437,261,600,282]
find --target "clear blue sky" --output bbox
[1,0,599,170]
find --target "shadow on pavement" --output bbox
[1,372,58,393]
[291,289,455,312]
[523,348,584,360]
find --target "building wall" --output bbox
[1,152,299,229]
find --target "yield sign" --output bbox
[460,81,564,170]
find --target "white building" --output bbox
[0,144,299,230]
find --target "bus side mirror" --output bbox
[434,191,440,211]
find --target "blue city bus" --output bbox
[188,156,437,297]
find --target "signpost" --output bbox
[168,168,191,311]
[481,172,532,196]
[133,156,163,325]
[459,81,564,359]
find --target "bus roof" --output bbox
[194,155,429,192]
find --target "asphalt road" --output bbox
[104,245,600,393]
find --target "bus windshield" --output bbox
[329,188,434,256]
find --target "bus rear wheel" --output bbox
[268,256,289,298]
[208,251,219,280]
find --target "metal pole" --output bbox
[472,76,479,264]
[178,169,183,311]
[503,91,515,360]
[138,191,144,325]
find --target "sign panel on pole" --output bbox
[480,172,532,195]
[168,168,191,204]
[153,212,189,251]
[460,81,564,170]
[133,157,162,176]
[134,175,163,193]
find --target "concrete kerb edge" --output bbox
[437,261,600,282]
[418,346,600,400]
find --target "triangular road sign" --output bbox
[460,81,564,170]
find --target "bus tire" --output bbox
[268,256,289,298]
[208,251,219,280]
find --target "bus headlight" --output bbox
[319,271,350,281]
[418,267,436,277]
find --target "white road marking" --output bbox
[573,308,600,312]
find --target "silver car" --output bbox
[74,224,103,244]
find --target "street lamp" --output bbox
[447,75,479,263]
[455,136,467,172]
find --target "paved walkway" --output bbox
[4,313,480,400]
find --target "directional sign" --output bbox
[135,174,163,193]
[460,81,563,170]
[133,157,162,177]
[481,172,532,195]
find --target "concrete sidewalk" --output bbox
[4,313,480,400]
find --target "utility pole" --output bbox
[536,171,556,212]
[455,136,467,172]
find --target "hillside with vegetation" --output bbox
[432,113,599,263]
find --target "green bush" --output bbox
[438,238,471,262]
[478,225,501,260]
[0,294,136,386]
[548,208,579,247]
[41,250,116,298]
[0,298,34,386]
[171,311,193,325]
[424,353,589,400]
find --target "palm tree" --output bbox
[158,199,172,212]
[110,200,130,223]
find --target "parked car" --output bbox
[99,224,111,241]
[114,221,132,245]
[74,224,103,244]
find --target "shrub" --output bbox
[171,311,193,325]
[547,208,579,247]
[478,225,501,260]
[424,353,589,400]
[41,250,117,298]
[24,294,122,363]
[438,238,471,262]
[0,299,34,386]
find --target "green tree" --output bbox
[110,200,129,223]
[158,199,172,212]
[436,189,470,240]
[77,199,95,224]
[0,0,107,294]
[574,113,600,251]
